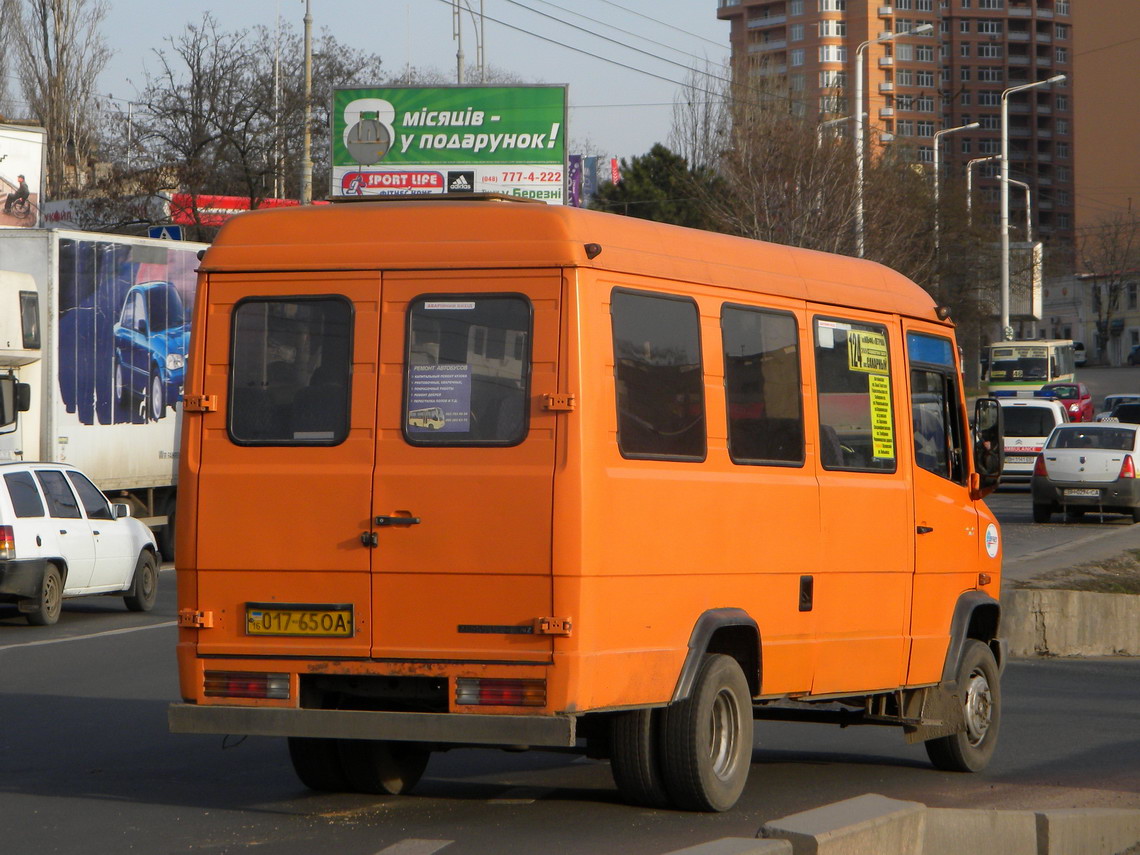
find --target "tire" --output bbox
[148,370,165,421]
[1032,503,1052,523]
[925,640,1001,773]
[113,355,130,408]
[156,496,176,563]
[610,708,672,808]
[660,654,753,812]
[337,739,430,795]
[124,552,158,612]
[26,564,63,626]
[288,737,350,792]
[1131,506,1140,524]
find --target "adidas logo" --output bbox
[448,173,473,191]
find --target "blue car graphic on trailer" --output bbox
[112,282,188,422]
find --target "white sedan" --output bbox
[0,462,159,625]
[1031,423,1140,524]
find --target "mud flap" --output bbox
[901,682,966,744]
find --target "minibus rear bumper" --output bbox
[168,703,578,748]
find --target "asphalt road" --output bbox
[1,564,1138,855]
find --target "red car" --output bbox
[1036,382,1094,422]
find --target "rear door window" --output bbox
[228,297,353,445]
[35,471,82,519]
[403,295,532,445]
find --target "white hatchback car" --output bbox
[998,397,1069,483]
[0,462,159,625]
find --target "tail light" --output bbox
[1121,456,1137,479]
[0,526,13,560]
[203,671,290,699]
[455,678,546,707]
[1033,454,1048,477]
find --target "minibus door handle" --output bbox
[917,525,934,534]
[375,515,421,527]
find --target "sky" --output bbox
[97,0,731,163]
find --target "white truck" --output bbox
[0,229,207,558]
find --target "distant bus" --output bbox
[983,339,1076,397]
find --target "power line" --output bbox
[493,0,731,89]
[594,0,727,50]
[516,0,725,66]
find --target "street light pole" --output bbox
[932,122,980,285]
[1006,177,1033,243]
[966,154,999,226]
[300,0,313,205]
[854,23,933,258]
[1000,74,1065,338]
[817,112,864,147]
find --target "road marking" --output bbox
[0,620,176,650]
[372,840,452,855]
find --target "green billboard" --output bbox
[331,85,567,202]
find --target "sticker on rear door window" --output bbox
[406,363,472,432]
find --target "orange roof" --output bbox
[202,198,939,322]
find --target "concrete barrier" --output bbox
[757,793,925,854]
[1003,588,1140,657]
[663,795,1140,855]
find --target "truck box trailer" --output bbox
[0,229,207,557]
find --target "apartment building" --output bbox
[716,0,1075,258]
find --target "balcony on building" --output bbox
[1036,53,1053,67]
[718,0,742,9]
[749,38,788,51]
[748,13,787,28]
[878,5,893,16]
[879,56,894,67]
[880,107,895,118]
[1008,29,1031,42]
[1007,1,1034,17]
[1009,54,1031,66]
[879,81,895,93]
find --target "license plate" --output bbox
[245,603,354,637]
[1064,488,1100,498]
[1006,455,1035,465]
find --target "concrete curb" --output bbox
[1003,588,1140,657]
[664,794,1140,855]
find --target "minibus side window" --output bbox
[814,318,896,472]
[403,295,531,446]
[228,297,353,445]
[611,289,706,461]
[908,332,967,484]
[721,306,804,466]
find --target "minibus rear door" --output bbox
[368,271,561,664]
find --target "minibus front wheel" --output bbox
[661,654,753,811]
[924,640,1001,773]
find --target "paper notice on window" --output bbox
[407,363,472,432]
[868,373,895,459]
[848,331,889,375]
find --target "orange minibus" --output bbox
[169,195,1005,812]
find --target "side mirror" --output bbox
[112,503,132,519]
[973,397,1004,493]
[0,376,18,429]
[16,382,30,412]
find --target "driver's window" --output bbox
[67,471,113,521]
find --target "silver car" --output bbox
[1031,423,1140,523]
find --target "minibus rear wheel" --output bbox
[924,640,1001,773]
[288,737,350,791]
[337,739,430,795]
[610,707,672,808]
[660,654,753,812]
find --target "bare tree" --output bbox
[1078,211,1140,363]
[3,0,111,197]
